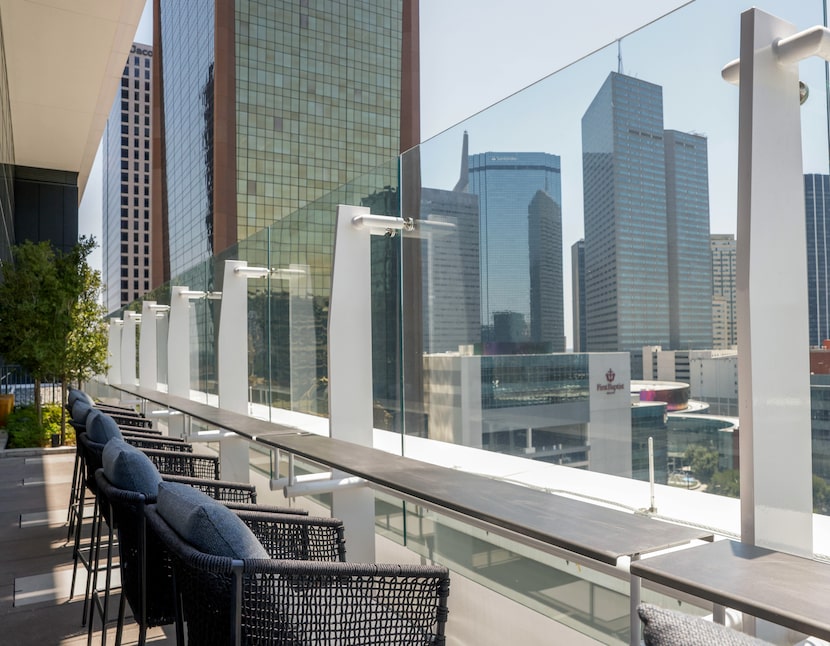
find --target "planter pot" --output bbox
[50,433,60,448]
[0,393,13,427]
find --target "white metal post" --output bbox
[167,287,195,400]
[216,259,258,483]
[735,9,813,555]
[139,301,158,389]
[120,311,140,387]
[329,205,376,563]
[107,320,122,385]
[328,205,412,562]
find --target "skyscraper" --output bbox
[467,151,564,350]
[581,72,711,365]
[102,43,153,313]
[152,1,417,283]
[711,233,737,349]
[805,174,830,346]
[665,130,712,349]
[582,72,670,355]
[571,239,586,352]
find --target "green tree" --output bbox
[710,469,740,498]
[684,445,719,484]
[0,241,64,421]
[814,476,830,515]
[0,238,108,441]
[56,238,108,443]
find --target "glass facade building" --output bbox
[582,73,711,365]
[805,173,830,347]
[467,151,564,350]
[103,43,154,313]
[153,0,407,284]
[571,239,586,352]
[664,130,712,349]
[582,72,670,355]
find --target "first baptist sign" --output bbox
[596,368,625,395]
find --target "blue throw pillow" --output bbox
[86,411,123,444]
[156,481,268,559]
[103,438,162,497]
[71,400,93,424]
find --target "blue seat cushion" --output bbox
[71,400,93,424]
[103,438,162,497]
[638,604,773,646]
[156,481,268,559]
[86,411,123,444]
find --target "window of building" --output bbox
[144,70,150,80]
[121,137,128,147]
[121,280,128,290]
[121,78,128,88]
[121,244,128,253]
[121,291,128,302]
[121,89,128,99]
[121,125,128,134]
[120,232,128,241]
[144,257,149,266]
[121,268,128,277]
[121,101,128,111]
[121,172,128,182]
[144,58,150,68]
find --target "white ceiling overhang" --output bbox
[0,0,144,200]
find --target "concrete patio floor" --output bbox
[0,447,174,645]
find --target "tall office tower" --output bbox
[420,187,481,353]
[664,130,712,349]
[806,174,830,346]
[571,239,586,352]
[582,72,711,366]
[582,72,670,356]
[467,151,564,350]
[711,233,737,349]
[102,43,153,313]
[152,0,416,283]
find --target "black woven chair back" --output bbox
[145,505,450,646]
[94,472,177,628]
[141,448,220,479]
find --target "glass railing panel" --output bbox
[399,0,828,522]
